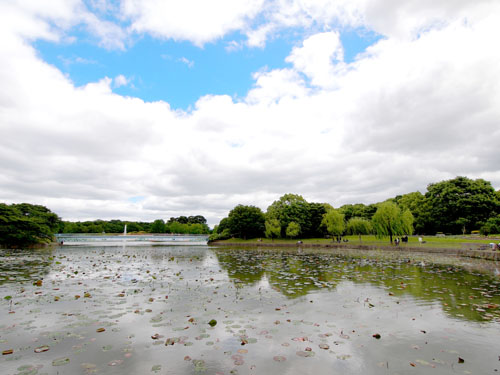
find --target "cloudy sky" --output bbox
[1,0,499,226]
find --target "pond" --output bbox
[0,245,499,375]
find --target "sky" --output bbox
[1,0,499,226]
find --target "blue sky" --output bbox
[35,28,380,109]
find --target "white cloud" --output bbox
[120,0,265,46]
[113,74,130,88]
[1,1,500,225]
[0,0,128,49]
[286,31,345,88]
[178,57,194,68]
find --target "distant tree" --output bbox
[188,215,207,225]
[227,205,266,239]
[372,202,413,243]
[151,219,167,233]
[177,216,189,224]
[265,218,281,241]
[346,217,373,242]
[126,222,140,232]
[322,209,345,241]
[425,176,499,234]
[286,221,301,238]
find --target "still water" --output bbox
[0,245,499,375]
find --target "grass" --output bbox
[215,234,500,250]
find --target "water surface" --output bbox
[1,245,499,375]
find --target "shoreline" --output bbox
[209,240,500,261]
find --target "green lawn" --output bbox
[215,234,500,249]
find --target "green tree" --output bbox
[216,218,229,234]
[266,194,311,237]
[372,202,413,243]
[393,191,429,233]
[480,215,500,235]
[305,202,328,237]
[0,203,61,247]
[188,215,207,224]
[265,218,281,241]
[322,209,345,241]
[285,221,301,238]
[151,219,167,233]
[346,217,373,242]
[227,205,266,239]
[425,176,499,234]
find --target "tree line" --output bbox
[59,215,209,235]
[211,176,500,242]
[1,207,209,248]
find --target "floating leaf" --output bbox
[151,364,162,372]
[208,319,217,327]
[52,357,70,366]
[296,351,315,357]
[34,345,50,353]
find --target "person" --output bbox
[418,237,423,244]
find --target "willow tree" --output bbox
[322,209,345,241]
[346,217,373,242]
[265,218,281,241]
[372,202,414,244]
[286,221,301,238]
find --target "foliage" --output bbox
[266,194,311,237]
[266,194,330,238]
[227,205,266,239]
[216,218,230,234]
[61,220,151,234]
[151,219,167,233]
[0,203,61,247]
[340,203,377,221]
[321,209,345,240]
[208,228,231,241]
[61,216,209,235]
[480,215,500,235]
[168,215,207,225]
[166,221,210,234]
[212,176,500,239]
[305,202,328,237]
[346,217,373,241]
[265,218,281,240]
[372,202,414,243]
[392,191,429,233]
[424,176,499,234]
[285,221,301,238]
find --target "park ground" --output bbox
[210,235,500,261]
